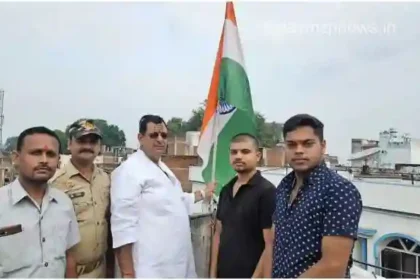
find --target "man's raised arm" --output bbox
[181,182,216,215]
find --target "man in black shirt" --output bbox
[210,133,276,278]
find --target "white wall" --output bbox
[381,146,411,168]
[191,166,420,214]
[186,131,200,147]
[353,238,363,267]
[353,178,420,214]
[358,208,420,273]
[410,139,420,164]
[351,154,380,168]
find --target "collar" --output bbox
[284,161,329,190]
[137,149,162,165]
[66,159,99,181]
[10,178,57,205]
[136,149,176,180]
[226,170,262,189]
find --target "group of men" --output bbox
[209,114,363,279]
[0,113,363,279]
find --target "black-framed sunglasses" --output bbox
[148,132,168,139]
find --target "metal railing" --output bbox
[114,213,420,279]
[188,220,420,279]
[353,259,420,278]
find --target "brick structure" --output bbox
[264,146,286,167]
[324,154,339,166]
[101,151,117,164]
[167,136,188,156]
[166,135,199,156]
[161,155,200,193]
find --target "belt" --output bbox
[76,257,103,276]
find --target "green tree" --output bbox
[54,129,68,154]
[184,100,206,132]
[181,100,283,148]
[167,117,186,137]
[4,136,18,152]
[255,112,267,145]
[269,121,284,142]
[3,119,127,154]
[66,119,126,149]
[255,113,284,147]
[4,131,68,153]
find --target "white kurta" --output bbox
[110,150,197,278]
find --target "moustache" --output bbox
[79,149,94,153]
[233,161,245,164]
[292,158,309,161]
[35,166,52,172]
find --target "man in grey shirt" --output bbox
[0,126,80,278]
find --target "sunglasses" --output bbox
[148,132,168,139]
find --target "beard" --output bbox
[235,166,253,174]
[20,172,51,187]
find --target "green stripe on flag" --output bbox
[202,57,256,195]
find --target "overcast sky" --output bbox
[0,2,419,162]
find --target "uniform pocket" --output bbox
[73,202,90,221]
[97,187,110,219]
[65,189,92,223]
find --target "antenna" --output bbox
[0,89,4,149]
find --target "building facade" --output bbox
[350,128,420,169]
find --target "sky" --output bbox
[0,1,419,162]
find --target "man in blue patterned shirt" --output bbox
[271,114,363,278]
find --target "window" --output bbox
[353,238,363,263]
[353,237,367,269]
[381,238,420,278]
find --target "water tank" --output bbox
[186,131,200,147]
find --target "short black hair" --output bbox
[139,114,167,134]
[231,133,260,149]
[283,114,324,141]
[16,126,61,153]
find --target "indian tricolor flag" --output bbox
[197,1,256,195]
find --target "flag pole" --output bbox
[211,106,219,182]
[207,103,218,278]
[209,103,219,213]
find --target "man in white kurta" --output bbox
[110,115,214,278]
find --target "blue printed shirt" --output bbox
[272,162,363,278]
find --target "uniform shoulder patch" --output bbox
[68,191,85,199]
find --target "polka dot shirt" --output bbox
[272,162,363,278]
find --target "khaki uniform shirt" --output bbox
[0,179,80,278]
[51,161,110,277]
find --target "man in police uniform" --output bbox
[51,119,110,278]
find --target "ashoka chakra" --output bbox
[217,100,236,115]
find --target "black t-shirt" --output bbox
[216,170,276,278]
